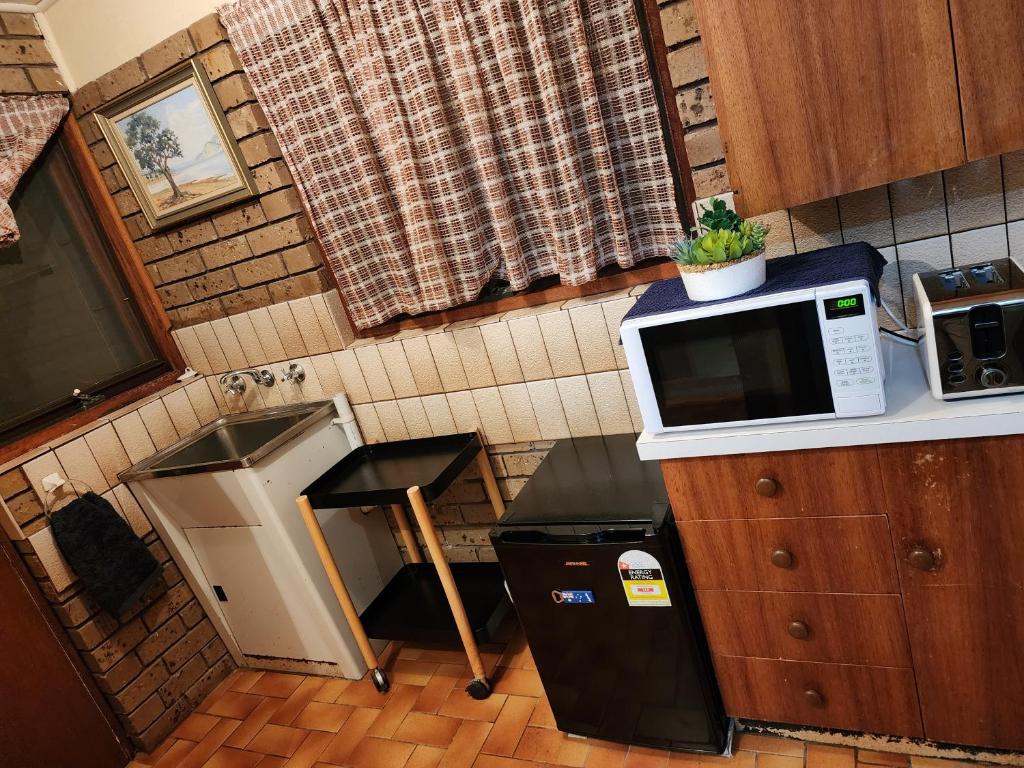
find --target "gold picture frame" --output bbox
[96,60,257,231]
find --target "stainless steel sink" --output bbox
[120,401,334,481]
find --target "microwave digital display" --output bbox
[823,294,866,320]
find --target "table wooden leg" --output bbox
[475,443,505,520]
[391,503,423,563]
[296,495,390,692]
[407,485,492,698]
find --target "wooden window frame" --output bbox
[340,0,695,339]
[0,115,184,464]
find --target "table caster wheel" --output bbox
[371,668,390,693]
[465,678,491,700]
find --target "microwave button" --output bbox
[857,378,875,386]
[837,379,853,387]
[859,367,873,374]
[854,334,867,341]
[829,328,844,336]
[836,368,848,376]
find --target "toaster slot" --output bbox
[969,263,1003,285]
[939,269,967,291]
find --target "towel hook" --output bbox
[42,475,95,517]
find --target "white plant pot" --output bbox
[678,250,766,302]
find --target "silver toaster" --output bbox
[913,258,1024,400]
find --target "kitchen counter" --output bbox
[636,336,1024,460]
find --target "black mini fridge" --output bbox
[490,435,729,754]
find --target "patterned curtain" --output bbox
[0,95,69,246]
[220,0,681,329]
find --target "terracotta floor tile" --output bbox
[526,698,556,730]
[391,658,443,686]
[200,675,241,712]
[491,668,545,698]
[808,744,856,768]
[440,720,493,768]
[206,691,267,720]
[419,647,474,664]
[472,756,545,768]
[513,726,588,767]
[245,723,309,758]
[336,678,395,708]
[367,684,422,738]
[229,670,265,693]
[624,744,669,768]
[178,718,242,768]
[348,736,416,768]
[291,701,354,732]
[140,737,180,765]
[857,751,911,768]
[586,740,628,768]
[414,664,466,714]
[438,688,508,722]
[695,750,755,768]
[735,734,805,758]
[398,645,424,660]
[152,739,197,768]
[256,758,287,768]
[481,695,537,756]
[199,746,264,768]
[394,711,463,747]
[910,759,978,768]
[284,730,333,768]
[248,672,307,699]
[408,745,447,768]
[271,677,326,725]
[313,679,350,703]
[174,712,222,742]
[760,755,806,768]
[318,706,380,765]
[225,698,286,750]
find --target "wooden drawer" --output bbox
[662,446,882,521]
[714,655,923,737]
[696,591,912,667]
[678,516,898,593]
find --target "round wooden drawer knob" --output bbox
[755,477,779,497]
[770,548,794,568]
[804,688,825,707]
[788,620,809,640]
[908,545,938,572]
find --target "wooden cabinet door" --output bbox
[949,0,1024,159]
[879,437,1024,750]
[693,0,964,216]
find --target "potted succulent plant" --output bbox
[671,198,769,301]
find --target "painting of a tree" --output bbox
[123,113,186,202]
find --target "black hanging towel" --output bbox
[50,492,162,618]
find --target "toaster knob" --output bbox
[978,366,1008,388]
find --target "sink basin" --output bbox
[120,401,334,481]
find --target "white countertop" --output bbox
[636,337,1024,460]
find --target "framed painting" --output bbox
[96,60,257,231]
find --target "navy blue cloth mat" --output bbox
[623,241,887,324]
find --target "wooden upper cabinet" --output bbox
[693,0,965,216]
[949,0,1024,159]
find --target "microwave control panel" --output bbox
[817,283,885,416]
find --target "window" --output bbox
[0,121,177,447]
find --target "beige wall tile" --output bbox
[229,313,267,367]
[334,350,372,404]
[22,451,65,502]
[194,322,229,373]
[54,437,108,494]
[138,399,181,451]
[254,375,286,408]
[162,387,202,437]
[28,526,76,592]
[421,394,457,436]
[538,311,585,377]
[619,370,645,433]
[310,293,344,350]
[375,400,410,441]
[759,209,796,258]
[555,376,601,437]
[480,322,524,385]
[427,332,471,392]
[446,391,482,434]
[945,157,1004,233]
[951,224,1009,265]
[569,305,617,373]
[791,199,842,252]
[354,345,396,401]
[310,354,344,397]
[1003,150,1024,221]
[185,378,220,425]
[525,380,571,440]
[1009,219,1024,257]
[498,384,541,442]
[507,315,553,381]
[249,307,287,362]
[561,288,632,310]
[378,340,418,398]
[353,403,386,443]
[205,375,232,415]
[889,172,948,243]
[112,412,157,465]
[877,246,905,330]
[281,357,325,403]
[896,236,953,326]
[211,317,248,371]
[600,298,636,369]
[452,327,497,389]
[111,484,152,537]
[289,297,330,355]
[838,186,894,247]
[402,336,443,395]
[322,290,356,348]
[587,372,633,435]
[397,398,432,438]
[173,326,211,373]
[83,424,131,489]
[268,302,308,358]
[471,388,514,445]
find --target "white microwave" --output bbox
[620,279,886,434]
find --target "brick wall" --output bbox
[69,15,331,330]
[0,12,65,95]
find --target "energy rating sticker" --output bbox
[618,549,671,607]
